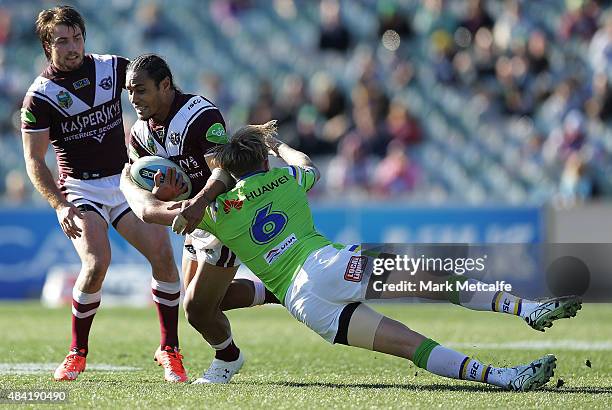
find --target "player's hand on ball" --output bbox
[152,167,188,201]
[56,202,83,239]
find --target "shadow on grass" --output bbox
[248,381,612,394]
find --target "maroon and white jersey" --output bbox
[21,54,129,179]
[129,92,228,197]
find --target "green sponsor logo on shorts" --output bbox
[206,123,228,144]
[21,108,36,124]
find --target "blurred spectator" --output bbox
[318,0,351,52]
[526,30,551,76]
[494,55,534,116]
[248,80,275,124]
[588,11,612,74]
[559,0,600,41]
[326,134,373,195]
[543,110,588,163]
[3,169,29,204]
[430,30,457,84]
[585,72,612,121]
[377,0,413,39]
[459,0,494,36]
[472,27,497,78]
[493,0,536,52]
[539,78,586,129]
[372,141,420,196]
[309,72,346,120]
[558,152,593,205]
[348,103,389,157]
[198,72,234,113]
[384,98,422,146]
[0,7,11,45]
[413,0,457,38]
[137,3,173,41]
[294,105,335,156]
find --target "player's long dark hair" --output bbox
[127,54,181,92]
[212,121,277,178]
[36,5,86,59]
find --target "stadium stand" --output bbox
[1,0,611,204]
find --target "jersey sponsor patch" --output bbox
[205,122,228,144]
[223,199,243,214]
[264,233,297,265]
[344,256,368,282]
[73,78,90,90]
[21,108,36,124]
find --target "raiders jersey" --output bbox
[128,92,228,197]
[21,54,129,179]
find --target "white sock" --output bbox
[425,345,513,388]
[457,279,539,318]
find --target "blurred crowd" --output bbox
[0,0,611,205]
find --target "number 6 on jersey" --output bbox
[250,203,288,244]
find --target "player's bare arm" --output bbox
[173,155,232,235]
[22,129,83,239]
[263,121,321,182]
[120,164,182,226]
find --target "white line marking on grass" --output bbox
[0,363,140,374]
[448,340,612,351]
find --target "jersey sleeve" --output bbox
[21,94,51,132]
[197,200,219,234]
[127,128,150,163]
[116,56,130,89]
[283,165,319,192]
[185,107,228,157]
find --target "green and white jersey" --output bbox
[198,165,331,302]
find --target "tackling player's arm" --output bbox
[22,129,83,238]
[173,155,231,234]
[173,112,234,234]
[265,129,321,183]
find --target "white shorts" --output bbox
[284,244,371,343]
[183,228,241,267]
[59,174,131,227]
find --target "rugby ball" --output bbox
[130,156,192,200]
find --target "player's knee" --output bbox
[184,296,217,329]
[78,259,110,290]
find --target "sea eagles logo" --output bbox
[169,131,181,145]
[99,76,112,90]
[223,199,243,214]
[56,91,73,109]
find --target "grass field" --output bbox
[1,302,611,409]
